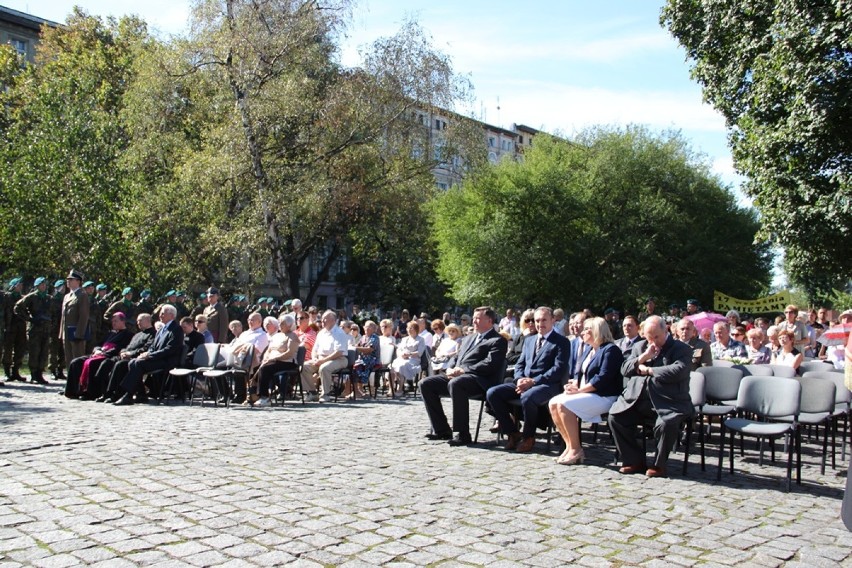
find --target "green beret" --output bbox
[54,279,65,288]
[82,281,95,288]
[96,283,108,291]
[33,277,46,286]
[122,287,133,296]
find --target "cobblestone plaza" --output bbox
[1,383,850,567]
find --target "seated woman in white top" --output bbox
[389,321,426,397]
[431,324,462,371]
[771,329,803,372]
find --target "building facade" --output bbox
[0,6,58,63]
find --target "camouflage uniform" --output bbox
[14,281,52,383]
[3,280,27,381]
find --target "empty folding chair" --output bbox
[717,376,801,491]
[167,343,219,405]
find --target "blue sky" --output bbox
[5,1,738,191]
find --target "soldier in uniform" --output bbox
[190,293,208,319]
[92,284,109,344]
[202,287,229,343]
[81,281,99,353]
[49,279,66,381]
[174,290,190,320]
[14,277,53,384]
[60,270,90,367]
[137,289,155,316]
[105,287,137,333]
[3,277,27,382]
[257,297,270,319]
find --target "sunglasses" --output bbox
[523,318,534,323]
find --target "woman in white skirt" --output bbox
[390,321,426,397]
[549,317,624,465]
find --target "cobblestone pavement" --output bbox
[0,380,850,567]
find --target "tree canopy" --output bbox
[661,0,852,300]
[429,127,772,312]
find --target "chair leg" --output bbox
[474,400,485,443]
[729,428,735,475]
[821,421,829,475]
[717,421,726,481]
[796,427,802,486]
[682,420,692,476]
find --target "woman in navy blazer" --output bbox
[549,317,624,465]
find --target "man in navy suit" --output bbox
[486,307,570,453]
[114,304,184,406]
[421,307,507,446]
[567,312,592,383]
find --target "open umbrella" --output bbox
[685,311,727,333]
[817,323,852,346]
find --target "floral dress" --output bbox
[353,333,380,384]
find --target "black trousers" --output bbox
[608,394,684,469]
[420,373,486,438]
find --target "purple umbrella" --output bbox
[685,311,727,333]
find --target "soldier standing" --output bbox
[14,277,52,384]
[105,287,137,333]
[60,270,90,366]
[137,289,154,316]
[49,279,66,381]
[174,290,190,319]
[190,293,208,319]
[3,278,27,381]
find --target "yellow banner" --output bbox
[713,290,791,314]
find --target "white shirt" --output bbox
[234,326,269,354]
[313,325,349,360]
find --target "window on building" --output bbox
[10,39,26,58]
[436,182,449,190]
[488,152,497,164]
[488,137,496,147]
[318,295,328,310]
[519,135,524,144]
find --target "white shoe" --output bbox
[257,398,270,407]
[319,395,333,403]
[306,392,319,402]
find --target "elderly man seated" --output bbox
[609,316,693,478]
[225,311,270,404]
[300,310,349,402]
[674,319,711,370]
[710,321,748,360]
[114,305,184,406]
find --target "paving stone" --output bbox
[0,384,848,567]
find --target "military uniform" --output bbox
[3,279,27,381]
[136,290,154,318]
[174,295,190,320]
[94,287,110,347]
[60,270,90,366]
[49,280,66,379]
[105,296,137,334]
[14,278,52,383]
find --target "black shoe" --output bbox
[136,394,149,404]
[94,395,109,403]
[448,434,473,447]
[113,393,134,406]
[232,396,246,405]
[425,432,452,441]
[31,376,49,385]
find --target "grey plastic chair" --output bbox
[769,364,797,378]
[776,377,835,474]
[802,370,851,465]
[699,366,744,407]
[712,359,735,368]
[170,343,219,405]
[681,371,706,474]
[738,364,773,377]
[798,360,835,375]
[718,376,801,491]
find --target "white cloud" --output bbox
[483,82,726,135]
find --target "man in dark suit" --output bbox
[486,307,570,453]
[609,315,693,477]
[114,304,184,406]
[421,307,508,446]
[567,312,591,382]
[615,315,641,357]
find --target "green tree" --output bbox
[429,127,772,312]
[0,9,148,280]
[661,0,852,298]
[122,0,477,302]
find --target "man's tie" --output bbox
[534,335,543,356]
